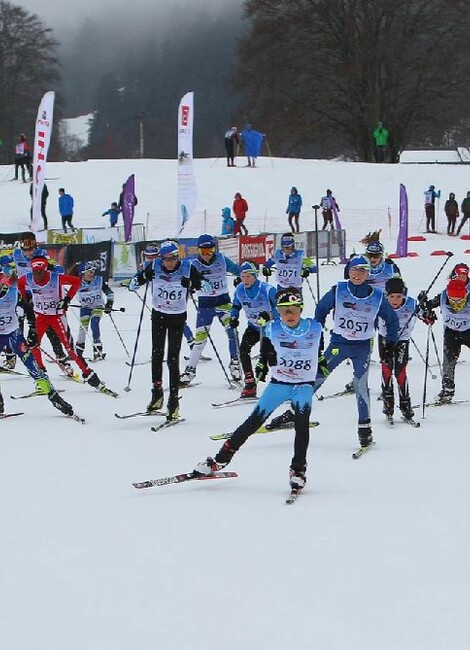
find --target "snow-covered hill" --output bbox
[1,157,469,650]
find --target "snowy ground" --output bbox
[1,157,470,650]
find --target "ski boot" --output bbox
[194,457,224,476]
[344,381,354,394]
[35,377,53,395]
[229,358,242,382]
[3,352,17,370]
[166,392,180,422]
[48,390,74,416]
[289,466,306,490]
[179,365,196,385]
[240,372,256,398]
[358,422,373,448]
[58,355,74,377]
[93,343,105,361]
[83,370,103,389]
[399,398,415,421]
[265,409,295,430]
[436,387,453,405]
[194,440,235,475]
[147,382,164,413]
[76,342,85,360]
[381,388,394,417]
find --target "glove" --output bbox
[27,327,38,348]
[421,309,437,325]
[255,359,268,382]
[301,268,310,278]
[56,296,71,312]
[257,311,271,327]
[229,316,239,328]
[317,355,330,377]
[128,277,140,292]
[233,277,242,287]
[262,266,272,278]
[181,276,191,288]
[417,290,428,308]
[104,301,113,314]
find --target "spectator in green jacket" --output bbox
[457,191,470,236]
[373,121,389,163]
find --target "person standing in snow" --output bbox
[14,134,32,182]
[58,188,76,233]
[444,192,459,236]
[233,192,249,235]
[286,186,302,233]
[221,207,235,236]
[320,189,339,230]
[224,126,239,167]
[102,201,120,227]
[456,191,470,236]
[424,184,441,233]
[373,121,389,163]
[29,183,49,230]
[240,124,265,167]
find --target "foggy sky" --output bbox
[17,0,240,30]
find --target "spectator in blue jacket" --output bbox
[58,188,75,233]
[221,207,235,236]
[102,201,120,227]
[286,186,302,233]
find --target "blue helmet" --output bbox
[159,240,179,258]
[80,261,96,275]
[239,261,259,276]
[197,234,216,249]
[348,255,371,271]
[143,244,160,258]
[365,240,385,256]
[281,233,295,249]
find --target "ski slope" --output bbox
[1,157,469,650]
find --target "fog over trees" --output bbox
[3,0,470,162]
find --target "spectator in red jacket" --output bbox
[233,192,249,235]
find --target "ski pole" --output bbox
[124,282,149,392]
[37,345,84,382]
[398,251,454,340]
[189,293,236,389]
[312,205,321,302]
[232,326,243,382]
[304,275,318,307]
[109,312,130,358]
[69,304,125,313]
[421,325,432,419]
[430,328,442,378]
[410,336,437,380]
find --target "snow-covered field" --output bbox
[1,156,469,650]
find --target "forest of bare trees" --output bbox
[2,0,470,162]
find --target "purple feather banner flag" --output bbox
[396,184,408,258]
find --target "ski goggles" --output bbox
[198,246,215,255]
[20,238,36,250]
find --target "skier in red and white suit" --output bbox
[17,254,105,389]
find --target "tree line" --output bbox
[1,0,470,163]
